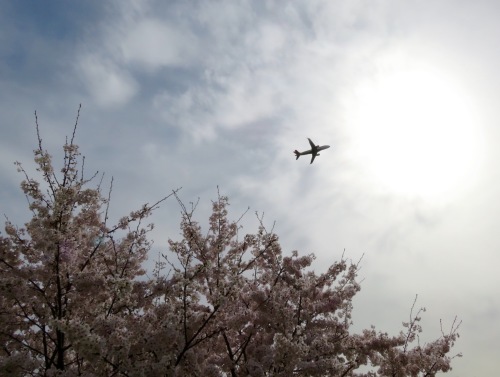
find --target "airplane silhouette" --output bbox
[294,138,330,164]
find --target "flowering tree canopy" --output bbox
[0,110,460,376]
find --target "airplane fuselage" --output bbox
[300,145,330,155]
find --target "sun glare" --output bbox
[348,67,483,199]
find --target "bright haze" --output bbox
[1,1,498,375]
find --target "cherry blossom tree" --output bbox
[0,107,175,376]
[1,109,461,376]
[137,193,461,377]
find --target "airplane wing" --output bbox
[310,154,316,164]
[307,138,315,149]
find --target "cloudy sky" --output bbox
[1,0,499,374]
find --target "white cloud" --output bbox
[79,55,138,108]
[120,18,200,70]
[152,89,216,142]
[152,66,288,142]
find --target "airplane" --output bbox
[294,138,330,164]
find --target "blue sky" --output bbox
[1,1,499,375]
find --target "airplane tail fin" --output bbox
[294,150,300,160]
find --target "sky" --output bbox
[1,0,499,375]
